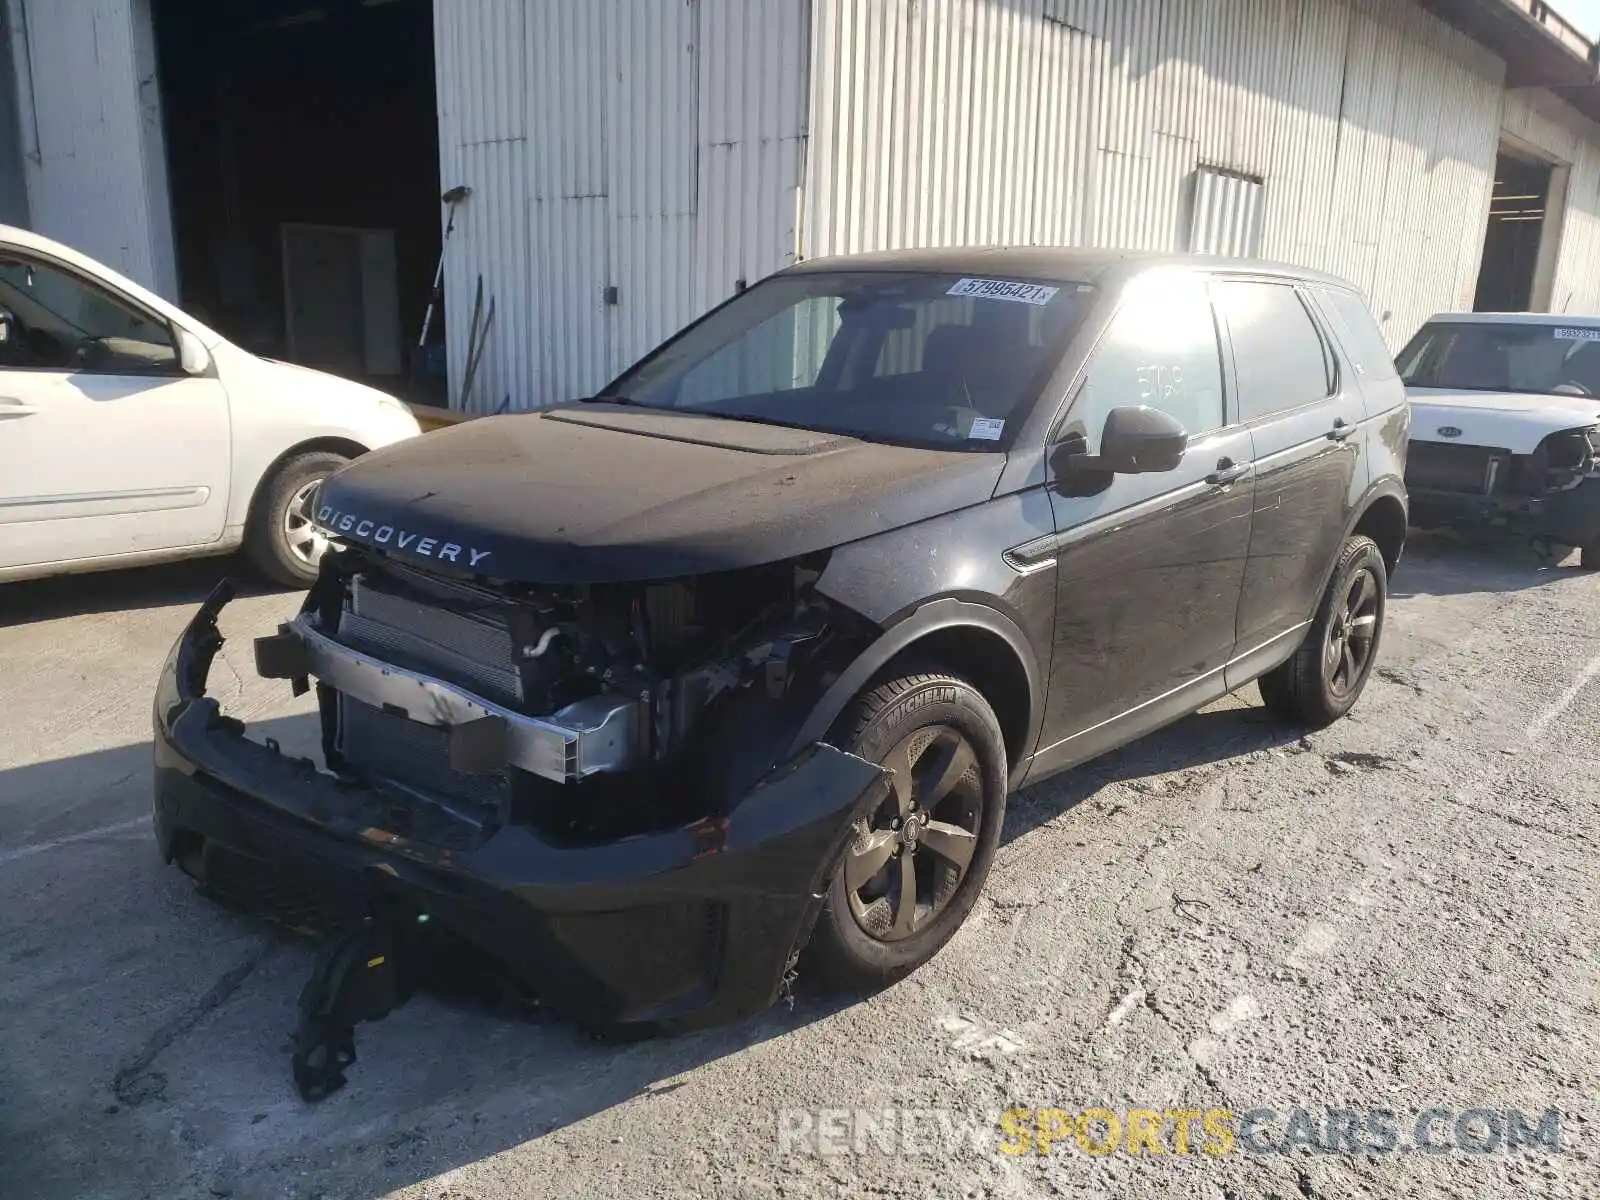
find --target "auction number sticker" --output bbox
[968,416,1006,441]
[948,277,1060,306]
[1553,326,1600,340]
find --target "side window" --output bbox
[0,256,178,375]
[1070,275,1224,449]
[1318,287,1398,382]
[1214,280,1333,421]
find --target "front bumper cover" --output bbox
[152,582,890,1033]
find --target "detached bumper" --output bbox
[152,583,890,1032]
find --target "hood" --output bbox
[265,358,413,412]
[1405,388,1600,454]
[314,404,1005,583]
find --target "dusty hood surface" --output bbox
[314,403,1005,582]
[1407,388,1600,454]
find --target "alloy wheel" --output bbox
[844,724,984,942]
[282,478,331,572]
[1324,566,1379,699]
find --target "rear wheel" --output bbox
[245,451,351,587]
[806,673,1007,991]
[1257,535,1386,728]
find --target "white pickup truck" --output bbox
[0,225,421,586]
[1399,311,1600,567]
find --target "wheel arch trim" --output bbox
[1322,476,1407,598]
[245,437,370,527]
[790,597,1044,784]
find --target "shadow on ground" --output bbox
[0,555,286,625]
[1392,526,1592,598]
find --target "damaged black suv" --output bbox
[154,249,1408,1054]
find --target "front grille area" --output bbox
[337,696,510,846]
[337,570,521,706]
[1406,441,1504,495]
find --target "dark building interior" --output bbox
[1473,149,1553,314]
[151,0,443,398]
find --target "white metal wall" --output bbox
[1502,86,1600,318]
[435,0,1600,407]
[432,0,808,411]
[7,0,176,297]
[802,0,1507,348]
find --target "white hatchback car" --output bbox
[0,225,421,586]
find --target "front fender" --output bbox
[787,597,1044,786]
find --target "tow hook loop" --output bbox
[291,913,412,1102]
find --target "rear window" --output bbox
[1214,280,1333,421]
[1319,287,1398,382]
[1398,322,1600,398]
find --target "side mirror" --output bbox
[176,327,211,376]
[0,307,17,350]
[1058,405,1189,479]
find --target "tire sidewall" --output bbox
[815,676,1008,983]
[249,453,347,586]
[1312,539,1387,719]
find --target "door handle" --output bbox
[1327,417,1355,442]
[1206,457,1250,487]
[0,396,36,417]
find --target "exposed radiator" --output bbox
[337,570,521,706]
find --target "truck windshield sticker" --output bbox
[947,277,1059,306]
[969,416,1006,440]
[1553,327,1600,341]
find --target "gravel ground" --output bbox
[0,533,1595,1200]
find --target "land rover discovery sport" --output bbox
[152,249,1408,1091]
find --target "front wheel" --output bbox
[245,451,351,587]
[1257,535,1387,728]
[806,673,1008,991]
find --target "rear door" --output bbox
[0,250,231,571]
[1031,271,1255,776]
[1214,278,1364,679]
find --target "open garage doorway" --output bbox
[151,0,444,401]
[1474,146,1564,314]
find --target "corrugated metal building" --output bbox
[426,0,1600,411]
[11,0,1600,411]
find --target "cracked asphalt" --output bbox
[1,532,1595,1200]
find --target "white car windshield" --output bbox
[1398,321,1600,398]
[600,271,1094,449]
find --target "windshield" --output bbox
[1398,321,1600,398]
[600,270,1094,449]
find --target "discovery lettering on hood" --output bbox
[315,506,492,568]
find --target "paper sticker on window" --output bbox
[969,416,1006,441]
[1554,326,1600,341]
[947,278,1060,306]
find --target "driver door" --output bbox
[0,250,231,571]
[1030,272,1255,778]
